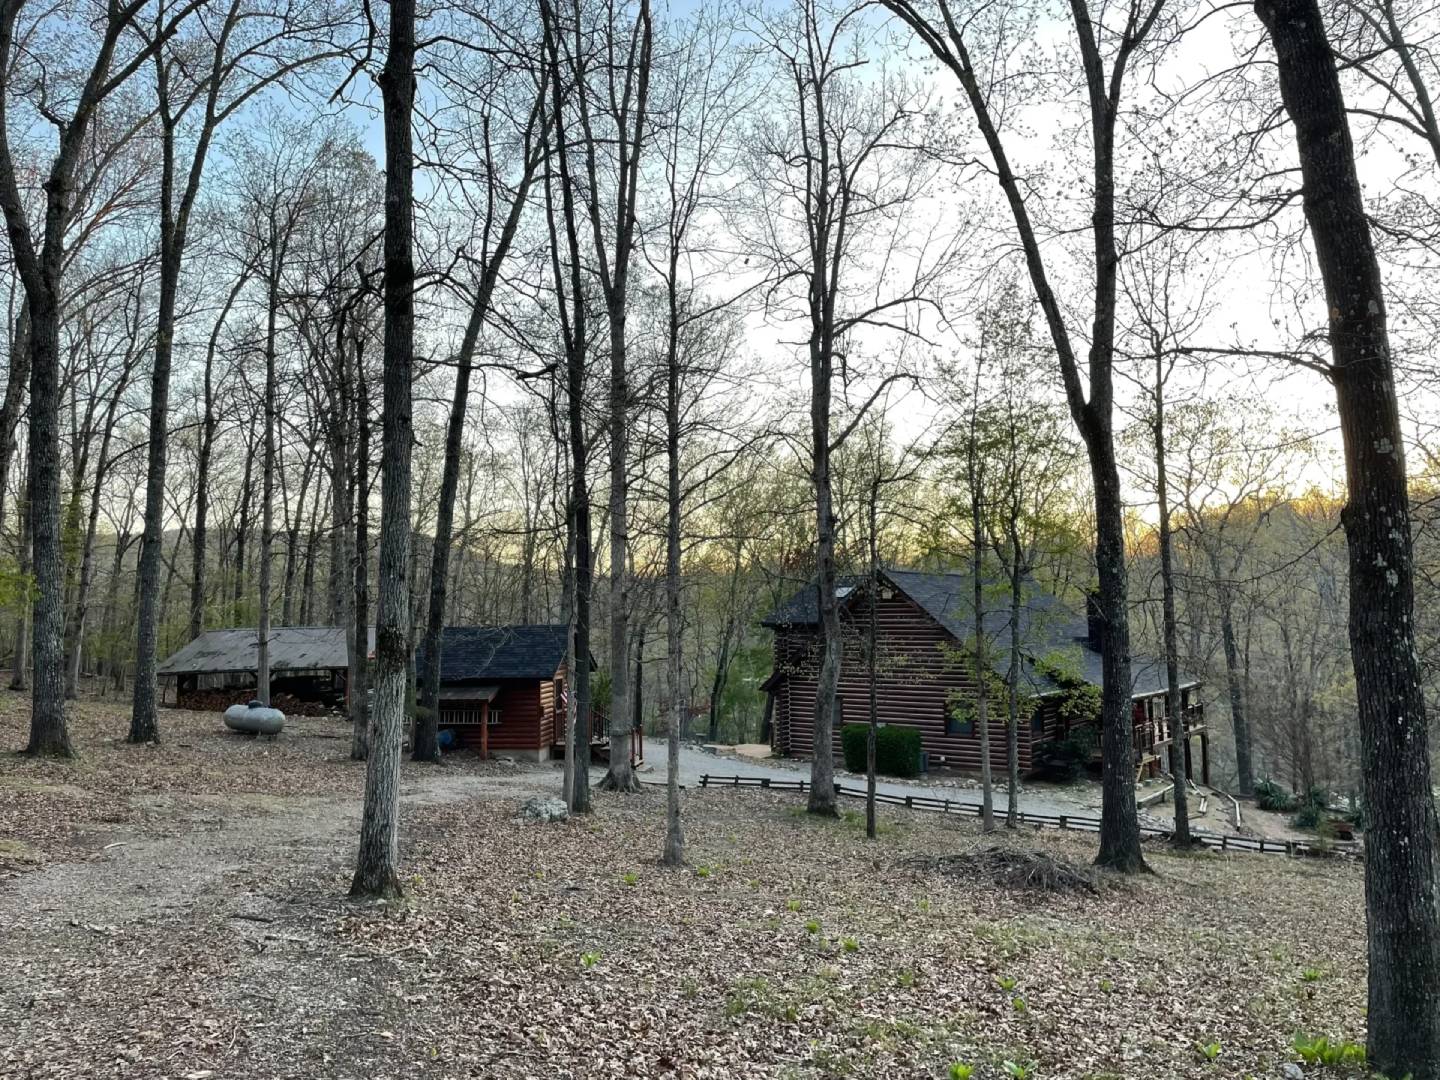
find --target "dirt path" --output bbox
[1,767,555,1079]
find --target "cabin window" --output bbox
[488,708,502,727]
[1031,709,1046,735]
[947,712,975,736]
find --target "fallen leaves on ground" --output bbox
[0,694,1368,1079]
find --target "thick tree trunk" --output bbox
[25,289,69,755]
[129,240,177,742]
[865,492,880,840]
[809,427,840,817]
[133,88,203,741]
[351,0,415,901]
[1089,440,1145,871]
[0,0,159,754]
[1257,0,1440,1072]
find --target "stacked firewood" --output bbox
[179,688,339,717]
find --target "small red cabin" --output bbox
[422,624,578,761]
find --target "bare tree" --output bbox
[883,0,1168,871]
[351,0,416,901]
[1257,0,1440,1071]
[0,0,198,755]
[414,49,547,762]
[562,0,653,794]
[748,0,946,815]
[131,0,341,743]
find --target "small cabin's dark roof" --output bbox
[418,624,571,684]
[762,569,1199,699]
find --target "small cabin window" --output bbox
[947,712,975,736]
[1031,709,1046,735]
[488,708,502,727]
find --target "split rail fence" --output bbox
[696,773,1357,859]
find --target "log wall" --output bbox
[770,590,1042,773]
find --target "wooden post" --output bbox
[1200,731,1211,786]
[480,699,489,760]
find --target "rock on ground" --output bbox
[517,796,568,823]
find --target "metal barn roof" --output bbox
[159,624,575,684]
[156,627,355,676]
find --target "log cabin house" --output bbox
[159,624,600,761]
[761,569,1208,781]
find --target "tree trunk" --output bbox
[415,126,539,762]
[24,288,70,756]
[257,223,279,708]
[0,302,31,542]
[350,353,371,762]
[232,428,254,618]
[879,0,1148,873]
[351,0,415,902]
[809,432,841,816]
[1257,0,1440,1071]
[65,386,124,699]
[1152,343,1191,845]
[1006,556,1022,828]
[9,469,29,692]
[970,421,994,831]
[299,485,321,625]
[1090,439,1145,871]
[599,303,637,792]
[191,274,246,642]
[866,487,880,840]
[1210,559,1255,795]
[281,456,313,628]
[541,0,593,813]
[662,300,684,865]
[412,318,477,763]
[102,528,130,691]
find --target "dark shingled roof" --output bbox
[762,569,1199,699]
[417,624,570,684]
